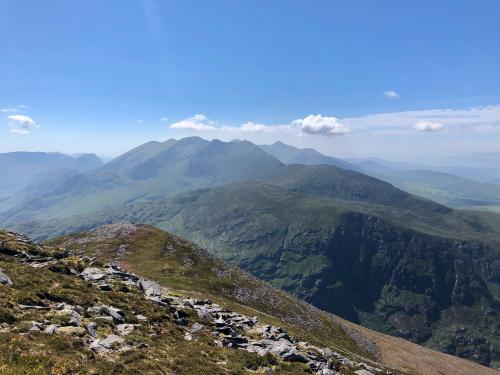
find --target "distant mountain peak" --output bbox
[272,140,287,146]
[260,140,353,170]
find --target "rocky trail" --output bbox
[0,230,396,375]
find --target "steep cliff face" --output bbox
[225,213,498,366]
[293,213,491,317]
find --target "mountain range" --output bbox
[261,142,500,208]
[1,138,500,370]
[0,152,103,200]
[0,137,445,224]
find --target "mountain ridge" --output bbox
[0,151,103,199]
[0,138,441,225]
[0,223,495,374]
[9,181,500,368]
[259,141,500,208]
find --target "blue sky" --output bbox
[1,0,500,160]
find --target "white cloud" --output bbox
[170,114,348,136]
[225,122,281,133]
[171,115,291,134]
[239,122,276,133]
[1,104,28,113]
[170,114,218,131]
[292,114,349,136]
[384,90,399,98]
[6,115,39,134]
[160,117,169,122]
[414,120,444,132]
[342,105,500,134]
[168,105,500,141]
[136,119,144,124]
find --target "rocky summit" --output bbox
[0,224,496,374]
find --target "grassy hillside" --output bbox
[0,225,385,374]
[44,224,500,374]
[11,183,500,368]
[259,164,450,214]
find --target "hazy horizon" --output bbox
[2,135,500,169]
[2,1,500,162]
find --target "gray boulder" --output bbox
[190,323,204,333]
[101,334,125,348]
[90,334,124,353]
[80,267,106,281]
[100,305,124,323]
[138,278,165,299]
[281,348,308,363]
[0,271,12,285]
[86,322,98,338]
[116,323,135,336]
[44,324,58,334]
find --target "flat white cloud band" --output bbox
[170,114,219,131]
[1,105,27,113]
[170,114,349,137]
[342,105,500,134]
[169,105,500,138]
[6,115,39,134]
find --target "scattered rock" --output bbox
[44,324,58,334]
[282,348,308,363]
[86,322,98,338]
[29,323,42,333]
[354,370,375,375]
[69,311,82,327]
[222,336,248,348]
[0,231,391,374]
[90,339,106,353]
[262,325,292,342]
[138,278,165,299]
[102,334,125,347]
[117,244,128,255]
[90,334,126,353]
[81,267,106,281]
[190,323,204,333]
[196,308,210,320]
[116,323,135,336]
[136,314,148,321]
[0,271,12,285]
[319,370,337,375]
[214,316,225,326]
[100,305,124,323]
